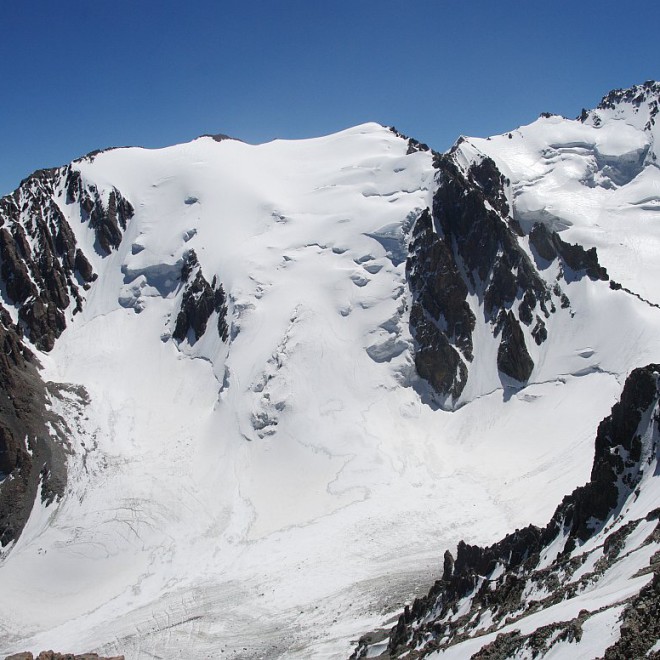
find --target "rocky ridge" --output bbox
[580,80,660,132]
[352,364,660,659]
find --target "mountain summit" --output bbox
[0,84,659,659]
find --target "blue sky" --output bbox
[1,0,658,195]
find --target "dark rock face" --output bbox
[406,148,616,404]
[531,316,548,345]
[173,251,229,344]
[407,153,557,402]
[497,311,534,382]
[407,209,475,360]
[0,305,72,546]
[74,248,95,283]
[0,164,129,351]
[409,302,468,399]
[559,363,659,542]
[1,175,70,351]
[433,154,553,329]
[407,208,473,398]
[65,169,134,255]
[352,365,660,659]
[529,222,608,281]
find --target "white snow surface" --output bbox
[0,112,659,659]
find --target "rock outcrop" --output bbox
[0,303,74,546]
[64,169,133,256]
[387,126,431,155]
[529,222,608,281]
[0,164,131,352]
[496,311,534,382]
[173,250,229,344]
[407,209,472,398]
[581,80,660,130]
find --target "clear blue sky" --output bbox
[1,0,658,195]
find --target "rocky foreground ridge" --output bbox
[352,365,660,658]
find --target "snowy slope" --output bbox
[0,84,659,660]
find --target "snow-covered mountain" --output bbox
[0,82,659,659]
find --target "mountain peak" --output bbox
[579,80,660,130]
[597,79,660,111]
[197,132,241,143]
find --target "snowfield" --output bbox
[0,93,659,660]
